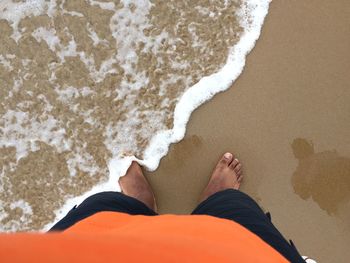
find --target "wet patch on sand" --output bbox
[291,138,350,215]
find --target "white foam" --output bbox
[81,86,96,97]
[32,27,61,52]
[55,86,80,102]
[86,24,109,47]
[302,257,317,263]
[0,0,57,41]
[10,200,33,216]
[66,149,100,178]
[0,54,13,71]
[0,110,69,161]
[45,0,272,231]
[0,199,33,232]
[142,0,272,171]
[44,155,133,231]
[110,0,152,91]
[31,25,119,82]
[88,0,115,11]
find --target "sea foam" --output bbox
[43,0,272,231]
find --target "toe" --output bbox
[234,163,242,173]
[229,158,240,169]
[237,170,243,182]
[219,152,234,166]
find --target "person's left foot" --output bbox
[118,161,157,212]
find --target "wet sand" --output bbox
[0,1,244,231]
[146,0,350,262]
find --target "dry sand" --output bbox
[146,1,350,262]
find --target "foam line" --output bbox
[142,0,271,171]
[44,0,271,231]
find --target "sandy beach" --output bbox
[0,0,245,231]
[146,1,350,262]
[0,0,349,261]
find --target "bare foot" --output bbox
[118,161,157,212]
[199,152,243,203]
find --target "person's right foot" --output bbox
[118,161,157,212]
[199,152,243,203]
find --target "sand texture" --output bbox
[1,0,349,261]
[146,1,350,262]
[0,0,242,231]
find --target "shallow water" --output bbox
[0,0,269,231]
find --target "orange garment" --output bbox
[0,212,288,262]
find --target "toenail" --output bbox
[224,152,232,159]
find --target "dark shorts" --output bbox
[50,189,304,263]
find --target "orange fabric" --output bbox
[0,212,288,262]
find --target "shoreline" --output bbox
[45,0,271,231]
[1,0,266,232]
[147,1,350,262]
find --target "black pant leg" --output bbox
[192,189,304,263]
[49,191,157,231]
